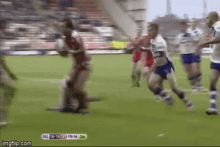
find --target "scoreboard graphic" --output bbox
[41,134,87,140]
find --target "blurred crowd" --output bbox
[0,0,125,50]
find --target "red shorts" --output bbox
[133,49,141,62]
[145,52,154,67]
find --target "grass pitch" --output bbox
[1,54,220,146]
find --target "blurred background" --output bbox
[0,0,214,54]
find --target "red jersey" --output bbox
[129,36,142,62]
[64,31,91,71]
[140,35,154,67]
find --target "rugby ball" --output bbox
[55,38,65,51]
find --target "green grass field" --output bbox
[1,54,220,146]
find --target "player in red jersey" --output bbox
[58,18,91,114]
[140,34,155,81]
[130,28,143,87]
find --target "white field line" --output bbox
[19,77,92,84]
[18,98,46,102]
[166,89,209,94]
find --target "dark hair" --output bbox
[209,11,219,20]
[148,23,159,30]
[63,18,74,30]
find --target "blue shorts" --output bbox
[155,61,175,79]
[211,62,220,72]
[181,53,201,64]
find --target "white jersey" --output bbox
[150,34,171,62]
[175,29,202,54]
[211,21,220,63]
[188,28,204,54]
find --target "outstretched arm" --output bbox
[197,31,220,48]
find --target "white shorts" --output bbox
[133,61,144,71]
[143,66,150,74]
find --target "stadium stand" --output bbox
[0,0,128,50]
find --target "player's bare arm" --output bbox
[198,31,220,48]
[140,46,151,51]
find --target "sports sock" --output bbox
[195,73,202,87]
[131,74,137,85]
[177,92,191,105]
[189,76,197,88]
[136,71,141,83]
[155,88,170,100]
[210,87,218,109]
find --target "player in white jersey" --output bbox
[175,20,204,92]
[188,18,205,91]
[145,23,194,112]
[197,11,220,115]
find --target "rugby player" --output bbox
[0,19,18,126]
[140,34,154,81]
[145,23,194,112]
[175,20,204,92]
[129,27,142,87]
[197,11,220,115]
[140,33,164,102]
[57,18,91,114]
[188,18,205,91]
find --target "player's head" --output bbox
[62,18,74,36]
[191,18,198,30]
[179,20,188,33]
[207,11,219,28]
[147,23,159,39]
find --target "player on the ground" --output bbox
[57,18,91,114]
[197,11,220,115]
[175,20,204,92]
[129,27,142,87]
[0,19,18,126]
[145,23,194,112]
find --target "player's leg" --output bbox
[60,67,80,113]
[181,54,192,79]
[166,71,194,112]
[191,54,203,91]
[131,62,137,87]
[143,66,164,102]
[148,72,174,105]
[59,78,73,112]
[0,85,7,126]
[181,54,197,88]
[0,72,16,126]
[136,61,143,87]
[206,63,220,115]
[73,70,90,114]
[191,62,202,92]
